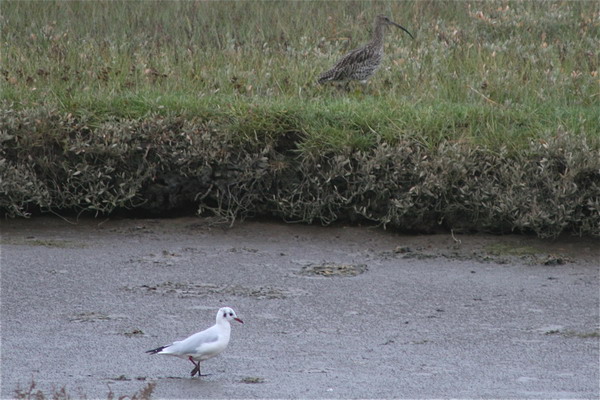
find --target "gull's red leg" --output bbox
[189,356,201,377]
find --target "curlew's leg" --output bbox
[359,80,373,95]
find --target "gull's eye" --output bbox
[229,312,233,316]
[223,313,227,318]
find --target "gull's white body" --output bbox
[146,307,243,376]
[157,318,232,361]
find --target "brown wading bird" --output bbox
[318,15,414,85]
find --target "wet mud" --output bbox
[1,217,598,398]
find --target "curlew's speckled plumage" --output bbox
[318,15,413,84]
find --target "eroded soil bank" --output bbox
[1,217,598,398]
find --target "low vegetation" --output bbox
[1,1,599,237]
[14,379,155,400]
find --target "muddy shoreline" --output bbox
[2,217,598,398]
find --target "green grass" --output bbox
[1,1,599,236]
[0,237,86,248]
[2,0,599,150]
[485,243,541,257]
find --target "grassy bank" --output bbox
[3,104,598,237]
[3,0,598,108]
[1,1,599,236]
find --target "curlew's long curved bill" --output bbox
[390,21,414,39]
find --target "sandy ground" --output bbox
[1,216,599,399]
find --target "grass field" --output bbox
[1,1,599,236]
[2,0,599,148]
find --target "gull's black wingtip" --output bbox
[146,345,167,355]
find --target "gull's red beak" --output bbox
[234,317,244,324]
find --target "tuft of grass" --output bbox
[14,379,156,400]
[485,243,541,257]
[1,238,86,248]
[241,376,266,384]
[562,330,600,339]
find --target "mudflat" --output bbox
[1,217,598,398]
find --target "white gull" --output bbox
[146,307,243,377]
